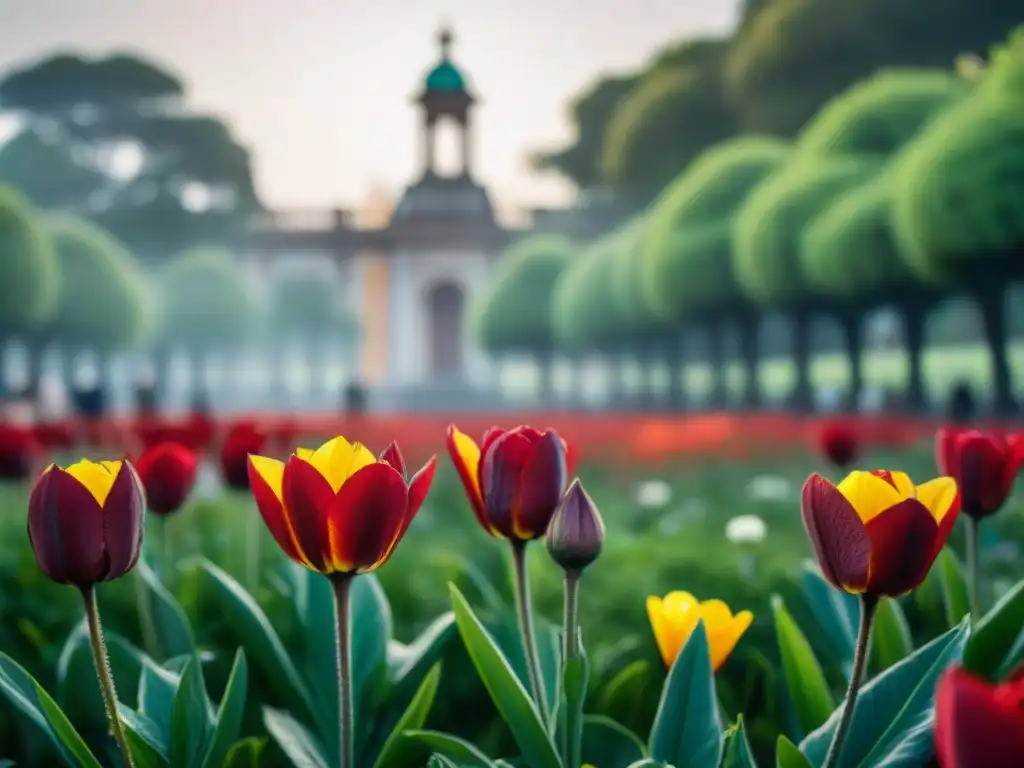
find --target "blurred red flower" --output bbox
[220,422,267,491]
[134,442,199,516]
[936,427,1024,519]
[935,665,1024,767]
[816,419,860,468]
[0,423,40,481]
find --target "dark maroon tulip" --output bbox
[134,442,199,516]
[220,422,267,490]
[817,419,860,468]
[546,479,605,573]
[935,665,1024,767]
[0,423,39,480]
[936,427,1024,519]
[28,459,145,586]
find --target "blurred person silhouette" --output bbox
[342,379,367,415]
[134,368,159,416]
[947,380,977,424]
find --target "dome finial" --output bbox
[438,24,454,59]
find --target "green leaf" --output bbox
[448,584,562,768]
[800,617,970,768]
[56,622,144,730]
[776,735,812,768]
[964,578,1024,679]
[799,562,857,672]
[648,621,723,768]
[934,548,971,628]
[136,560,199,663]
[870,598,913,673]
[169,659,212,768]
[771,595,835,735]
[559,651,589,767]
[371,663,442,768]
[483,615,561,718]
[624,761,671,768]
[428,756,462,768]
[0,652,102,768]
[138,659,180,748]
[405,730,497,767]
[198,560,314,723]
[721,716,757,768]
[581,715,646,766]
[200,650,248,768]
[117,705,168,768]
[263,707,330,768]
[595,659,657,735]
[223,737,267,768]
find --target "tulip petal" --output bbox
[248,456,308,566]
[707,611,753,672]
[836,471,904,522]
[282,457,335,572]
[64,459,120,506]
[28,467,107,584]
[328,461,409,572]
[481,431,534,539]
[406,455,437,523]
[935,427,961,477]
[958,434,1010,515]
[936,667,1024,767]
[446,425,488,529]
[647,594,699,668]
[101,462,145,580]
[915,477,959,523]
[696,599,735,634]
[379,441,407,480]
[801,474,870,592]
[514,431,567,539]
[308,438,376,493]
[476,427,506,490]
[864,499,939,596]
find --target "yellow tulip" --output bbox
[646,591,753,671]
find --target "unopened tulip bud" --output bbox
[546,479,605,574]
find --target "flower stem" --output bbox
[822,594,878,768]
[964,516,981,621]
[331,574,355,768]
[246,504,260,594]
[511,541,550,725]
[563,571,581,662]
[81,585,135,768]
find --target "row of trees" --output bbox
[534,0,1022,210]
[475,30,1024,414]
[0,188,357,394]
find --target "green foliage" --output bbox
[771,595,834,735]
[44,214,152,351]
[606,219,666,336]
[270,272,358,340]
[552,239,626,353]
[979,25,1024,100]
[889,93,1024,280]
[733,155,877,307]
[796,68,971,158]
[645,221,734,322]
[800,179,931,301]
[159,248,260,350]
[0,130,105,208]
[0,186,59,336]
[601,66,735,207]
[472,235,574,354]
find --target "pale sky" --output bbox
[0,0,740,216]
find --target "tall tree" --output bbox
[472,234,575,399]
[0,186,59,345]
[733,155,877,408]
[0,52,258,255]
[801,178,945,410]
[890,91,1024,414]
[643,138,792,407]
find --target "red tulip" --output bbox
[817,419,860,468]
[247,436,435,574]
[0,423,39,480]
[33,420,76,451]
[220,422,267,491]
[133,442,199,516]
[28,459,145,585]
[446,424,568,540]
[801,469,960,597]
[936,427,1024,519]
[935,665,1024,767]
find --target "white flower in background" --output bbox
[658,512,684,536]
[747,474,792,502]
[726,514,768,545]
[636,479,672,509]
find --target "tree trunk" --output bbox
[617,351,633,410]
[904,307,927,414]
[535,349,554,406]
[790,312,813,412]
[24,339,46,402]
[706,322,728,410]
[978,285,1015,416]
[664,335,685,411]
[841,314,863,413]
[737,315,761,411]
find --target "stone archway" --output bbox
[426,282,464,378]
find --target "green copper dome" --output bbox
[425,61,465,91]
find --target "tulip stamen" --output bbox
[81,584,135,768]
[510,540,551,726]
[330,572,356,768]
[822,593,878,768]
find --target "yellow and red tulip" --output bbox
[28,459,145,586]
[248,435,435,575]
[446,424,568,540]
[646,591,752,671]
[801,469,959,597]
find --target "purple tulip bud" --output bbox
[546,479,605,574]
